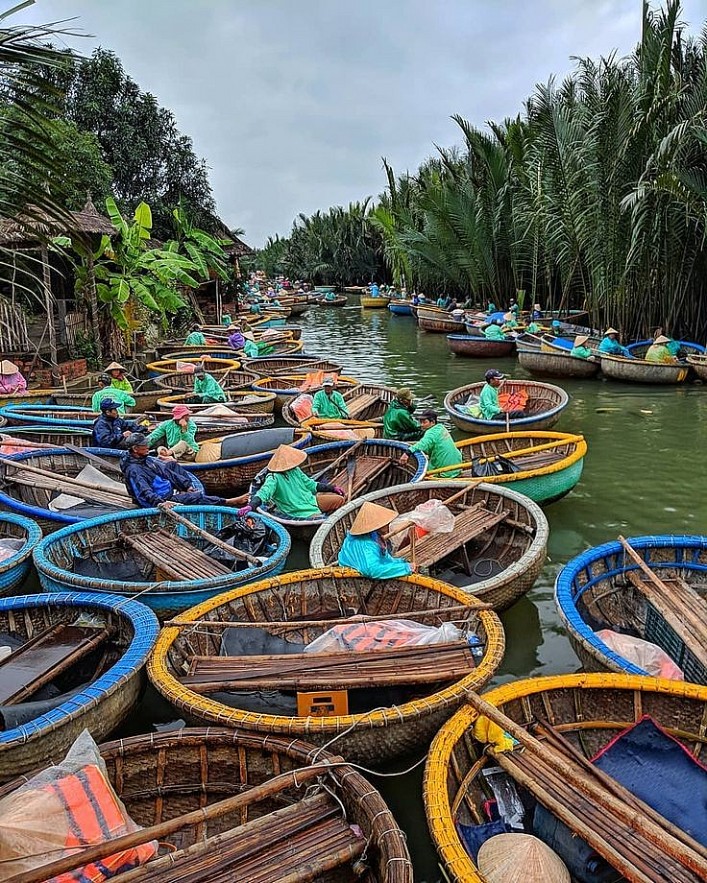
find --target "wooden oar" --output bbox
[160,505,261,566]
[425,435,584,477]
[311,438,366,482]
[345,455,356,501]
[0,456,131,499]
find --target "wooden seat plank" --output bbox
[396,506,510,568]
[121,528,232,580]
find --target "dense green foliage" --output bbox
[267,1,707,338]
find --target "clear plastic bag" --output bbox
[596,629,684,680]
[304,618,464,653]
[389,498,455,538]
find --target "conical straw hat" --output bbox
[604,327,619,336]
[106,361,127,372]
[574,334,589,346]
[477,833,570,883]
[654,334,670,344]
[350,501,398,536]
[267,444,307,472]
[195,441,223,463]
[0,360,18,375]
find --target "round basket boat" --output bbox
[626,339,705,359]
[154,368,259,395]
[0,403,107,427]
[0,591,158,781]
[599,353,690,384]
[423,673,707,883]
[149,568,505,764]
[186,427,312,495]
[447,334,515,358]
[316,293,348,306]
[146,357,241,377]
[251,439,427,540]
[51,381,167,412]
[251,374,360,412]
[687,353,707,381]
[444,380,569,435]
[426,431,587,505]
[310,480,548,610]
[0,511,42,594]
[164,347,241,361]
[244,356,343,378]
[0,424,94,449]
[282,383,396,428]
[0,389,55,407]
[33,506,291,620]
[518,347,600,379]
[300,417,384,442]
[388,300,414,315]
[361,295,389,308]
[155,388,277,414]
[555,534,707,683]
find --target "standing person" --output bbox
[0,360,27,395]
[531,303,543,320]
[121,433,242,508]
[237,445,345,519]
[383,388,423,441]
[337,502,415,579]
[147,405,199,460]
[478,370,526,421]
[105,361,134,394]
[598,328,631,357]
[92,399,142,449]
[193,363,227,403]
[508,298,520,319]
[311,377,349,419]
[399,410,463,478]
[184,324,206,346]
[645,334,678,364]
[221,311,232,326]
[369,281,380,298]
[91,374,136,414]
[570,334,593,360]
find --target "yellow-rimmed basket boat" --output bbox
[424,673,707,883]
[154,368,259,395]
[361,295,389,308]
[146,357,241,377]
[251,374,360,412]
[310,480,548,610]
[0,727,413,883]
[155,388,277,414]
[244,356,343,378]
[424,431,587,505]
[444,379,569,435]
[149,568,505,765]
[282,383,396,427]
[599,353,690,384]
[687,353,707,381]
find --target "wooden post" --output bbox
[87,250,103,363]
[40,243,58,370]
[215,277,222,325]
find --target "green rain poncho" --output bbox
[254,468,321,518]
[383,400,422,441]
[484,324,506,340]
[91,387,136,415]
[479,383,501,420]
[147,418,199,453]
[337,532,413,579]
[184,331,207,346]
[110,377,134,394]
[571,345,592,360]
[311,389,349,419]
[243,340,259,358]
[409,423,462,478]
[193,371,226,403]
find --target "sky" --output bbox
[19,0,707,246]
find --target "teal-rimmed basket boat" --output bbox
[33,506,291,619]
[555,534,707,683]
[0,591,158,780]
[0,512,42,595]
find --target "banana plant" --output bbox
[165,202,232,282]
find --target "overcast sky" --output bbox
[20,0,707,246]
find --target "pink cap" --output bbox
[172,404,192,419]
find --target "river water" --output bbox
[128,295,707,882]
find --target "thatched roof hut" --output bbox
[0,197,115,246]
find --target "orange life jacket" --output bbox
[332,622,419,651]
[499,389,528,412]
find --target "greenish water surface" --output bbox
[126,297,707,882]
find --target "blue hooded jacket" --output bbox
[92,414,140,449]
[120,452,193,508]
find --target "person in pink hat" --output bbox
[147,404,199,460]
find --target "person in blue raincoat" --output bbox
[338,501,416,579]
[598,327,631,357]
[92,398,142,449]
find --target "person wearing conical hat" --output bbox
[237,445,345,520]
[227,324,246,351]
[105,361,134,394]
[337,501,415,579]
[645,333,678,364]
[570,334,593,360]
[242,331,260,358]
[91,373,135,414]
[501,311,518,331]
[311,376,349,419]
[184,323,207,347]
[383,388,423,441]
[598,327,631,357]
[483,318,506,341]
[193,362,227,404]
[0,360,26,395]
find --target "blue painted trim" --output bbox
[186,433,311,475]
[626,339,706,355]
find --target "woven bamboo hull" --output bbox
[157,338,303,358]
[148,568,505,765]
[444,380,569,435]
[388,301,414,315]
[0,512,41,595]
[555,535,707,683]
[34,506,291,620]
[0,591,158,781]
[361,296,389,308]
[316,294,348,306]
[155,369,259,395]
[251,374,360,413]
[251,439,427,540]
[424,673,707,883]
[0,728,413,883]
[418,316,465,333]
[447,334,515,357]
[147,357,241,378]
[518,348,600,378]
[600,354,690,383]
[155,389,277,415]
[282,383,396,428]
[0,425,94,448]
[52,385,166,411]
[310,480,548,610]
[244,356,343,378]
[0,389,56,406]
[687,354,707,380]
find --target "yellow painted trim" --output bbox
[146,357,241,375]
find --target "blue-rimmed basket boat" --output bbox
[599,353,690,384]
[0,512,42,594]
[282,383,396,428]
[0,424,94,448]
[444,379,569,435]
[251,439,427,540]
[0,403,108,428]
[34,506,291,620]
[388,300,414,315]
[244,356,343,378]
[310,480,548,610]
[0,590,158,780]
[447,334,515,358]
[251,374,360,413]
[555,534,707,683]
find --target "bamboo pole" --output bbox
[160,505,261,566]
[0,456,130,499]
[40,243,58,370]
[310,438,366,481]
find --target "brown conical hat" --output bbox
[105,361,127,372]
[574,334,589,346]
[654,334,670,344]
[194,441,223,463]
[477,833,570,883]
[267,444,308,472]
[350,501,398,536]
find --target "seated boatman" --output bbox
[92,398,142,449]
[338,501,416,579]
[645,334,678,364]
[311,376,349,419]
[383,388,423,441]
[193,362,227,403]
[147,404,199,461]
[478,369,526,421]
[91,373,135,414]
[483,319,506,340]
[598,327,631,357]
[399,409,463,478]
[121,433,242,508]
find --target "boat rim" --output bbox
[0,511,42,570]
[443,380,569,429]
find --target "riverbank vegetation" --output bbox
[262,0,707,339]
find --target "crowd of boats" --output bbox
[0,283,704,883]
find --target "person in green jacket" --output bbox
[184,324,207,346]
[91,374,136,415]
[311,377,349,419]
[236,445,345,519]
[221,313,232,326]
[383,388,422,441]
[571,334,594,360]
[526,320,542,334]
[501,311,518,331]
[479,370,525,421]
[193,363,227,403]
[399,410,462,478]
[483,320,506,340]
[242,331,260,358]
[147,405,199,460]
[105,361,134,394]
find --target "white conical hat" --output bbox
[604,327,619,336]
[0,360,19,375]
[574,334,589,346]
[654,334,670,344]
[477,833,570,883]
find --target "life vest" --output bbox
[332,622,420,651]
[499,389,528,412]
[44,764,157,883]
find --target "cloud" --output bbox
[19,0,707,245]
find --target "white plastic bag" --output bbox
[595,629,684,680]
[389,499,455,537]
[304,618,464,653]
